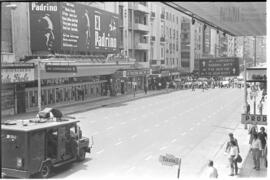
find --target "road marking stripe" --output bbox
[106,126,114,130]
[126,166,135,173]
[181,132,186,136]
[196,122,201,126]
[131,134,138,138]
[143,129,150,132]
[190,127,194,131]
[96,149,104,154]
[115,141,123,146]
[171,139,177,143]
[120,121,127,125]
[160,146,168,150]
[145,155,153,161]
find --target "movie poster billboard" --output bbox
[29,2,61,52]
[29,2,119,54]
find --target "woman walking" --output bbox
[228,140,239,176]
[251,133,262,170]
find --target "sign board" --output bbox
[1,64,35,83]
[29,2,119,54]
[45,65,77,73]
[241,114,267,125]
[159,154,179,166]
[199,57,239,76]
[246,68,266,82]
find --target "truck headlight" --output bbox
[17,157,23,168]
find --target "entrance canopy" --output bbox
[166,2,266,36]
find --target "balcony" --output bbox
[135,42,149,50]
[133,2,149,13]
[151,36,156,42]
[160,37,165,43]
[134,23,149,32]
[160,13,165,21]
[150,12,155,20]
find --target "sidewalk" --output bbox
[202,123,267,178]
[1,88,176,122]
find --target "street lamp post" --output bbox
[243,36,248,129]
[37,57,42,112]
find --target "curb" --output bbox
[65,89,175,115]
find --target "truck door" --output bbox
[57,127,66,161]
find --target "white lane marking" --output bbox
[171,139,177,143]
[120,121,127,125]
[131,134,138,139]
[145,155,153,161]
[143,129,150,133]
[160,146,168,151]
[189,127,194,131]
[96,149,104,154]
[126,166,136,173]
[181,132,186,136]
[154,124,160,127]
[115,141,123,146]
[106,126,114,130]
[196,122,201,126]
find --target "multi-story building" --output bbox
[227,35,235,57]
[1,2,151,116]
[119,2,150,67]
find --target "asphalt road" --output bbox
[52,88,244,179]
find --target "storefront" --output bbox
[115,68,150,94]
[1,63,35,115]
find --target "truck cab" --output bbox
[1,117,92,178]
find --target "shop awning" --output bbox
[166,2,266,36]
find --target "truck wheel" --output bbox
[78,148,86,161]
[40,163,51,178]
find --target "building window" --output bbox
[176,16,178,24]
[173,14,174,22]
[166,12,168,20]
[161,47,164,58]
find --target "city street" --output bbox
[52,88,244,179]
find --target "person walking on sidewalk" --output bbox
[249,121,258,145]
[258,127,267,167]
[225,133,240,154]
[206,160,218,178]
[251,133,262,170]
[228,140,239,176]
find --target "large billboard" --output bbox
[29,2,61,52]
[199,57,240,76]
[203,27,211,55]
[29,2,119,53]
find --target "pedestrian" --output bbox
[250,133,262,170]
[206,160,218,178]
[144,83,148,95]
[225,133,240,154]
[228,140,239,176]
[246,103,251,115]
[258,100,263,115]
[258,127,267,167]
[249,121,258,145]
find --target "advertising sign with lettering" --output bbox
[241,114,267,125]
[45,65,77,73]
[246,68,267,82]
[199,57,239,76]
[1,64,35,83]
[59,2,119,53]
[29,2,61,52]
[203,27,211,55]
[29,2,119,54]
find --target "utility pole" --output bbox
[243,36,248,129]
[37,57,42,112]
[253,36,257,115]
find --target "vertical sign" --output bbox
[203,26,211,55]
[123,2,129,57]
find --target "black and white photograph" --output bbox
[1,1,267,179]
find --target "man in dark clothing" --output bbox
[258,127,267,167]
